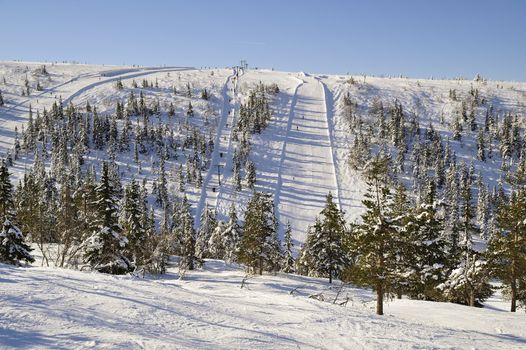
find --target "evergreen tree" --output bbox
[350,155,398,315]
[186,101,194,117]
[0,219,34,265]
[0,163,33,265]
[196,203,217,263]
[246,160,256,189]
[486,177,526,312]
[238,192,278,274]
[0,161,14,220]
[82,162,133,274]
[221,203,242,263]
[282,222,295,273]
[120,179,146,266]
[172,196,198,271]
[307,193,347,283]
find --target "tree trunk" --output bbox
[258,256,263,275]
[511,270,517,312]
[511,283,517,312]
[376,284,383,315]
[329,267,332,284]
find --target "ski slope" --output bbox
[275,76,339,243]
[1,261,526,350]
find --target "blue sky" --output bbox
[1,0,525,81]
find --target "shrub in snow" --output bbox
[0,219,34,265]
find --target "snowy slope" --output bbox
[1,61,526,241]
[1,262,526,350]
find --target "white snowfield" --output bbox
[1,261,525,350]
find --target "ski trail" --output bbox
[274,77,339,245]
[211,69,246,217]
[273,80,303,235]
[316,78,343,211]
[195,70,236,227]
[63,67,193,105]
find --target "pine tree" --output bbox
[196,203,217,263]
[0,163,33,265]
[246,160,256,189]
[55,179,82,267]
[440,183,492,306]
[221,203,242,263]
[351,155,398,315]
[307,192,347,283]
[120,179,146,266]
[0,219,34,265]
[82,162,133,274]
[486,172,526,312]
[282,222,295,273]
[0,161,14,220]
[186,101,194,117]
[172,196,198,271]
[477,129,486,161]
[238,192,277,274]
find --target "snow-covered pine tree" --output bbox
[186,101,194,117]
[308,192,347,283]
[196,203,217,263]
[351,155,399,315]
[207,220,226,260]
[221,203,242,264]
[0,162,34,265]
[0,219,34,265]
[245,160,256,190]
[282,222,295,273]
[82,162,133,274]
[486,166,526,312]
[238,191,278,274]
[172,196,198,271]
[120,179,146,266]
[55,178,82,267]
[400,198,448,301]
[0,161,14,220]
[440,182,492,306]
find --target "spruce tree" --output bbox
[196,203,217,263]
[120,179,146,266]
[351,155,398,315]
[0,219,34,265]
[486,175,526,312]
[238,192,277,274]
[82,162,133,274]
[221,203,242,263]
[282,222,295,273]
[0,163,33,265]
[308,192,347,283]
[246,160,256,189]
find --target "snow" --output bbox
[1,61,526,348]
[1,260,525,349]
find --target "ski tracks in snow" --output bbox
[274,76,340,244]
[195,70,236,226]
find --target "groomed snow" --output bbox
[1,261,525,349]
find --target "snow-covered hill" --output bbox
[1,260,525,350]
[2,61,526,350]
[1,61,524,247]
